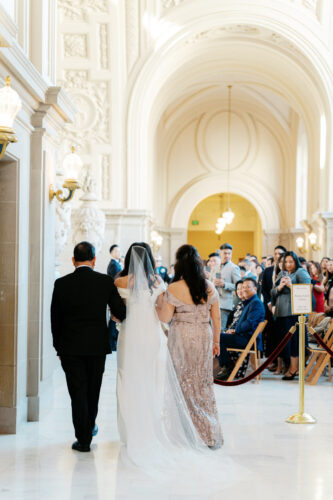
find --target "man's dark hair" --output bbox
[298,256,306,264]
[74,241,96,262]
[239,265,246,272]
[243,277,258,289]
[208,252,220,258]
[274,245,287,253]
[235,279,244,288]
[109,244,119,253]
[220,243,233,251]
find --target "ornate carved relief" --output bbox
[186,25,261,44]
[63,34,88,58]
[302,0,318,11]
[99,24,109,69]
[126,0,139,72]
[100,154,111,200]
[58,0,109,21]
[55,200,72,278]
[59,71,110,149]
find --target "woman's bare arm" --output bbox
[156,294,175,323]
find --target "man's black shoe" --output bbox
[72,441,90,452]
[215,365,234,381]
[92,425,98,437]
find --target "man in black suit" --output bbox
[261,245,286,358]
[51,241,126,452]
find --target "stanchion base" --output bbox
[286,412,317,424]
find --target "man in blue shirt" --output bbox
[216,277,265,381]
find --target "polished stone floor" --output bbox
[0,356,332,500]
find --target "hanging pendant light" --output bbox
[0,76,22,160]
[223,85,235,225]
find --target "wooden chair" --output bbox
[226,321,267,384]
[305,319,333,385]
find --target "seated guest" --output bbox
[239,265,246,278]
[266,256,274,267]
[229,280,244,324]
[155,256,170,283]
[207,252,221,273]
[216,278,265,380]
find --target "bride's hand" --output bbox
[213,343,220,357]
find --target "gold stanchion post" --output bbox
[286,314,316,424]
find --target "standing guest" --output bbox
[266,256,274,267]
[309,261,325,313]
[261,245,286,362]
[216,278,265,381]
[261,256,267,269]
[214,243,241,330]
[324,259,333,299]
[207,252,221,271]
[320,256,330,275]
[155,255,171,284]
[168,264,175,282]
[107,244,123,351]
[240,259,257,280]
[51,242,126,452]
[256,264,263,297]
[324,286,333,315]
[271,251,311,380]
[157,244,223,448]
[239,265,246,279]
[298,256,307,269]
[107,244,122,278]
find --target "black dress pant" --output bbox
[61,355,106,446]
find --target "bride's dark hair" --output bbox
[120,242,156,280]
[173,244,208,305]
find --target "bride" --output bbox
[114,242,244,493]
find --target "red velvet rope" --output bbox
[214,328,295,386]
[312,331,333,357]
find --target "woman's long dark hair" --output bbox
[120,242,156,280]
[281,251,302,273]
[173,244,208,305]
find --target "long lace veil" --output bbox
[119,246,204,467]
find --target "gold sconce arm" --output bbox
[49,179,80,203]
[0,128,17,160]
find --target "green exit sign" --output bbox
[191,220,199,225]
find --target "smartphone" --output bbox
[215,272,221,279]
[281,271,288,277]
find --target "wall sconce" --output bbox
[0,76,22,160]
[308,232,321,251]
[151,230,163,252]
[296,236,306,254]
[49,147,83,202]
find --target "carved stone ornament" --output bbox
[58,71,110,154]
[63,34,88,58]
[58,0,109,21]
[72,170,106,255]
[162,0,185,8]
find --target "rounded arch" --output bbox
[127,0,333,210]
[168,174,280,231]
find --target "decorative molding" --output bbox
[99,24,109,69]
[100,154,111,200]
[55,201,72,278]
[126,0,139,73]
[58,0,109,21]
[302,0,318,12]
[63,33,88,58]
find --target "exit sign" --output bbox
[191,220,199,225]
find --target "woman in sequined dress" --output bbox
[156,244,223,448]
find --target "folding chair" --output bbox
[305,319,333,385]
[226,321,267,384]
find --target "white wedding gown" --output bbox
[115,247,248,496]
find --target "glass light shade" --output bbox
[63,148,83,181]
[216,218,226,230]
[0,76,22,130]
[156,235,163,246]
[215,228,223,235]
[151,230,158,240]
[296,237,304,248]
[309,233,317,245]
[223,208,235,225]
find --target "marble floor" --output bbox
[0,356,332,500]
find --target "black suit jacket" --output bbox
[107,258,122,279]
[261,265,274,306]
[51,267,126,356]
